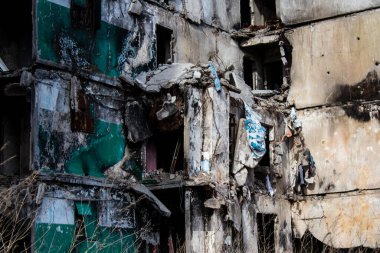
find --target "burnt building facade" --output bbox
[1,0,380,252]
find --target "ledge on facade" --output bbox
[35,59,122,88]
[231,25,284,48]
[143,173,213,191]
[251,89,280,97]
[38,172,171,217]
[120,62,241,94]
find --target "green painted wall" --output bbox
[35,223,136,252]
[35,224,76,253]
[66,119,125,177]
[38,119,125,177]
[37,0,128,77]
[35,201,136,253]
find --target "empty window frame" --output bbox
[0,90,31,177]
[252,0,277,26]
[156,25,173,65]
[145,128,183,174]
[240,0,252,28]
[243,47,283,90]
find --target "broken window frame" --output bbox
[143,128,184,178]
[243,46,283,91]
[240,0,252,28]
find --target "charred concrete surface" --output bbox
[1,0,380,252]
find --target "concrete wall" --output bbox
[287,8,380,109]
[292,192,380,248]
[278,0,380,25]
[299,105,380,194]
[151,6,243,72]
[182,0,240,31]
[286,8,380,249]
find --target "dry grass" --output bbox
[0,172,39,253]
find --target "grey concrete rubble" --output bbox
[128,0,143,16]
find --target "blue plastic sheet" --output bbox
[209,63,222,92]
[244,103,266,159]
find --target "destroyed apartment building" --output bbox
[1,0,380,252]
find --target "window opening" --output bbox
[245,46,283,90]
[156,25,173,65]
[252,0,277,26]
[243,56,255,88]
[146,128,184,174]
[240,0,252,28]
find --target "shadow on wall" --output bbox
[332,71,380,122]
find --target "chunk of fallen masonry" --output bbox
[156,103,178,120]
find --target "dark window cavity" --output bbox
[156,25,173,65]
[240,0,252,28]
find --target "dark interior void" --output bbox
[154,128,184,173]
[258,126,270,166]
[0,0,32,70]
[240,0,252,28]
[243,57,254,88]
[253,0,277,25]
[244,46,283,90]
[257,213,276,253]
[156,25,173,65]
[0,87,31,177]
[229,112,238,170]
[229,98,245,170]
[151,188,185,252]
[263,61,283,90]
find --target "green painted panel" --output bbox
[75,202,93,216]
[97,227,136,253]
[66,120,125,177]
[35,223,76,253]
[37,0,128,77]
[76,241,97,253]
[35,224,136,253]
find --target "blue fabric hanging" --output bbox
[244,102,266,159]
